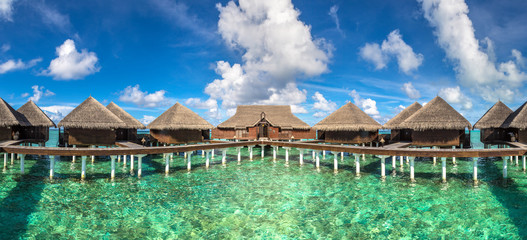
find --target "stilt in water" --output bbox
[273,146,277,161]
[49,156,55,180]
[130,155,134,172]
[117,155,121,163]
[332,151,338,171]
[81,156,87,179]
[473,157,478,183]
[361,143,365,161]
[340,144,344,161]
[11,153,14,165]
[523,155,526,172]
[516,156,519,166]
[72,145,77,163]
[299,149,304,165]
[206,150,211,168]
[312,150,315,160]
[355,154,360,176]
[187,152,192,171]
[261,145,265,158]
[3,152,7,169]
[237,147,242,163]
[211,149,215,159]
[20,154,25,174]
[249,146,253,161]
[503,156,508,179]
[441,157,447,183]
[380,155,386,179]
[322,150,326,159]
[399,156,403,168]
[284,147,290,163]
[165,154,170,175]
[315,151,320,169]
[137,155,145,177]
[222,149,227,165]
[433,146,437,165]
[110,156,116,180]
[123,155,127,167]
[409,157,415,182]
[391,156,396,174]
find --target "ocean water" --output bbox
[1,130,527,239]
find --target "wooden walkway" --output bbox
[506,141,527,149]
[384,142,411,149]
[115,141,144,148]
[0,140,23,147]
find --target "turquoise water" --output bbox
[1,131,527,238]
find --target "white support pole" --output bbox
[380,156,385,179]
[355,154,360,176]
[523,155,526,172]
[202,149,205,158]
[123,155,127,167]
[341,144,344,161]
[361,143,365,160]
[137,155,143,177]
[111,156,116,180]
[441,157,447,183]
[410,157,415,182]
[503,157,508,179]
[399,156,403,168]
[117,155,121,163]
[237,148,241,163]
[312,150,315,159]
[322,150,326,159]
[391,156,396,171]
[206,150,210,168]
[187,152,192,171]
[184,151,187,159]
[261,145,265,158]
[3,153,6,169]
[452,146,456,165]
[72,155,76,163]
[516,156,519,166]
[249,147,253,161]
[165,154,170,175]
[433,146,437,165]
[473,158,477,183]
[299,149,304,165]
[20,154,25,174]
[273,146,277,161]
[211,149,215,159]
[222,149,227,165]
[81,156,87,179]
[333,152,338,171]
[49,156,55,180]
[315,151,320,169]
[11,153,14,165]
[285,148,289,163]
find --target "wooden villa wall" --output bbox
[116,128,138,142]
[480,128,508,143]
[17,126,49,142]
[411,130,464,146]
[390,129,412,142]
[150,129,207,144]
[212,127,315,140]
[66,128,116,146]
[319,130,378,144]
[518,130,527,144]
[0,127,11,141]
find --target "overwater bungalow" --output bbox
[383,102,422,142]
[212,105,314,140]
[16,100,56,144]
[313,102,382,144]
[501,101,527,143]
[0,98,30,141]
[148,103,213,144]
[58,96,125,146]
[106,102,145,142]
[473,101,512,143]
[398,96,471,147]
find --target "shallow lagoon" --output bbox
[1,131,527,239]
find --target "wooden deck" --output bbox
[383,142,412,149]
[115,141,144,148]
[0,140,23,147]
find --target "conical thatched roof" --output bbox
[17,101,56,128]
[217,105,310,130]
[473,101,512,129]
[383,102,422,129]
[58,96,125,129]
[106,102,145,129]
[148,103,213,130]
[313,102,382,131]
[501,101,527,130]
[0,98,30,127]
[398,96,471,130]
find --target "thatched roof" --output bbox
[217,105,310,130]
[106,102,145,129]
[58,96,125,129]
[17,101,56,128]
[0,98,30,127]
[501,101,527,130]
[148,103,214,130]
[313,102,382,131]
[383,102,422,129]
[398,96,471,130]
[473,101,512,129]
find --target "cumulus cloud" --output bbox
[401,82,421,99]
[1,43,9,52]
[42,39,100,80]
[26,85,55,103]
[139,115,156,125]
[438,86,473,110]
[328,5,344,36]
[394,105,406,114]
[34,2,71,31]
[360,30,423,74]
[185,98,221,120]
[419,0,527,102]
[0,0,14,21]
[0,58,41,74]
[119,85,169,108]
[312,91,337,118]
[41,105,75,123]
[350,90,380,119]
[201,0,331,118]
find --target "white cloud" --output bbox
[34,2,71,31]
[350,90,380,119]
[21,92,29,98]
[119,85,169,108]
[1,43,9,52]
[204,0,331,117]
[419,0,527,102]
[360,30,423,74]
[312,91,337,118]
[401,82,421,99]
[394,105,406,114]
[41,105,75,123]
[0,0,14,21]
[42,39,100,80]
[185,98,221,120]
[0,58,41,74]
[438,86,473,110]
[328,5,344,36]
[26,85,54,103]
[139,115,156,125]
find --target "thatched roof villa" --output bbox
[148,103,214,144]
[58,96,125,146]
[106,102,145,142]
[212,105,314,140]
[0,98,30,141]
[383,102,422,142]
[473,101,513,143]
[313,102,382,144]
[398,96,471,147]
[501,101,527,143]
[17,100,56,143]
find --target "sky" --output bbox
[1,0,526,127]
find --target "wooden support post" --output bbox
[441,157,447,183]
[3,152,6,169]
[261,145,265,158]
[315,151,320,169]
[361,143,365,160]
[312,150,315,159]
[249,146,253,161]
[523,155,526,172]
[81,156,87,179]
[20,154,25,174]
[137,155,144,177]
[355,154,360,176]
[11,153,14,165]
[473,158,477,183]
[516,156,519,166]
[49,156,55,180]
[123,155,127,167]
[165,154,170,175]
[206,150,210,168]
[187,152,192,171]
[322,150,326,159]
[111,156,116,180]
[391,156,396,171]
[117,155,121,163]
[299,149,304,165]
[273,146,277,161]
[410,157,415,182]
[333,152,338,171]
[211,149,215,159]
[202,149,205,158]
[237,147,241,163]
[503,157,508,179]
[380,155,385,179]
[222,149,227,165]
[399,156,403,168]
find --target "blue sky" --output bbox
[1,0,526,126]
